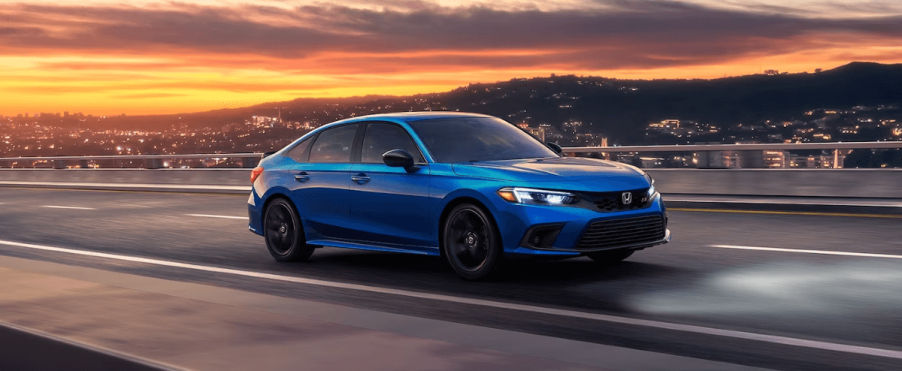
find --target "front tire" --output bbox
[264,198,314,262]
[587,249,633,265]
[442,203,503,280]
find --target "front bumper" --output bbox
[496,194,670,257]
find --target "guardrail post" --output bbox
[78,160,89,169]
[52,160,66,169]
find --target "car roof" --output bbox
[334,111,494,124]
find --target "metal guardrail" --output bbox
[563,141,902,153]
[0,153,264,161]
[0,153,264,169]
[0,141,899,168]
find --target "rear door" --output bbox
[347,122,432,249]
[290,123,359,240]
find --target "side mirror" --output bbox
[383,149,415,169]
[546,142,563,154]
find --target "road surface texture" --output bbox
[0,187,900,370]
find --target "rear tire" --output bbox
[442,203,503,281]
[264,198,314,262]
[587,249,633,265]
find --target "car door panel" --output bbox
[346,122,434,250]
[348,163,432,248]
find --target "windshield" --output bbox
[407,117,559,163]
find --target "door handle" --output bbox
[351,173,371,184]
[294,171,310,182]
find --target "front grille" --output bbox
[584,188,652,212]
[576,215,666,250]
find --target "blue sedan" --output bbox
[248,112,670,280]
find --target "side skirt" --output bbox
[305,239,441,256]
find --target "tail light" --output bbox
[250,167,264,183]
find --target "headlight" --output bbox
[645,174,658,199]
[497,187,578,205]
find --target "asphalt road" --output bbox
[0,187,901,371]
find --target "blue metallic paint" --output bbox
[248,112,669,259]
[347,162,433,249]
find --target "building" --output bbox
[649,119,680,129]
[763,150,788,168]
[527,126,546,142]
[517,123,546,142]
[787,151,848,169]
[839,126,858,134]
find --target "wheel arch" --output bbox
[437,195,502,257]
[261,192,300,228]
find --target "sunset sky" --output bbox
[2,0,901,115]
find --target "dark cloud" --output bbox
[1,1,900,71]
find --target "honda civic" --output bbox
[247,112,670,280]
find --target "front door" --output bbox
[347,122,432,249]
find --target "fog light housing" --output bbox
[520,224,565,249]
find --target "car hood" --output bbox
[452,157,646,184]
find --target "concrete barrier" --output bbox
[1,168,901,200]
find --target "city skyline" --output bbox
[2,0,902,115]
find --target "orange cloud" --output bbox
[1,1,901,115]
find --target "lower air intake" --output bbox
[576,215,666,250]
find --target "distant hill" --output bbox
[72,62,902,144]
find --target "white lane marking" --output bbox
[185,214,246,220]
[0,239,901,360]
[711,245,902,260]
[42,205,96,210]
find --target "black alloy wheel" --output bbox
[443,203,503,280]
[264,198,314,262]
[587,249,634,265]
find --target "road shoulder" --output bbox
[0,255,769,371]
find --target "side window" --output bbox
[285,136,314,163]
[361,123,424,164]
[309,124,358,163]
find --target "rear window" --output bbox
[285,136,314,163]
[309,124,358,163]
